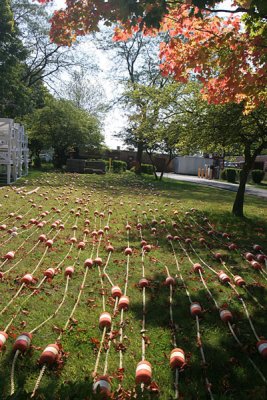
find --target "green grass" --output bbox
[0,171,266,400]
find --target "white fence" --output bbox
[0,118,29,184]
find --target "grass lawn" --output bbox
[0,171,266,400]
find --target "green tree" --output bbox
[26,96,104,168]
[0,0,28,117]
[177,101,267,217]
[121,81,198,179]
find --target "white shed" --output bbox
[173,156,213,176]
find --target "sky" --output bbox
[52,0,235,150]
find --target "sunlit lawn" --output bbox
[0,170,266,400]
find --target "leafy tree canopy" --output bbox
[36,1,266,46]
[25,96,104,167]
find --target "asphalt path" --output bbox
[160,173,267,199]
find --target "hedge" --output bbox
[251,169,265,184]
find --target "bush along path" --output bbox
[0,172,266,399]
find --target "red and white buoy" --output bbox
[93,375,111,398]
[214,252,223,260]
[94,257,103,266]
[84,258,94,268]
[65,266,74,277]
[13,332,32,352]
[253,244,262,252]
[169,348,185,369]
[5,251,15,260]
[220,309,233,323]
[245,252,254,261]
[251,260,262,270]
[111,286,122,298]
[190,302,202,317]
[193,263,203,273]
[38,234,47,242]
[139,278,149,288]
[106,244,114,253]
[256,254,266,263]
[99,312,112,329]
[77,241,85,250]
[218,271,230,284]
[143,244,152,253]
[44,268,55,279]
[21,274,34,284]
[0,331,8,349]
[234,275,245,286]
[39,343,59,365]
[135,360,152,384]
[228,243,237,251]
[124,247,133,256]
[257,340,267,359]
[165,276,175,286]
[118,295,129,311]
[45,239,54,248]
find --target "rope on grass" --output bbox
[228,322,267,385]
[0,283,25,316]
[10,350,20,395]
[117,222,131,383]
[191,242,265,309]
[0,206,24,225]
[141,248,147,362]
[31,365,46,398]
[177,238,267,384]
[169,238,214,399]
[4,277,47,333]
[103,252,114,287]
[191,241,263,341]
[30,276,70,334]
[103,297,119,376]
[93,212,114,378]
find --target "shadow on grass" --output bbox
[130,270,267,400]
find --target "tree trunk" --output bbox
[135,141,143,174]
[232,166,250,217]
[158,150,173,181]
[146,149,158,180]
[232,139,265,217]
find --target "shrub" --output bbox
[222,168,237,183]
[251,169,265,184]
[112,160,127,173]
[141,164,154,175]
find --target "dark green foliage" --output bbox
[112,160,127,173]
[141,163,154,175]
[0,0,47,118]
[251,169,265,183]
[26,97,103,168]
[221,168,238,183]
[224,168,237,183]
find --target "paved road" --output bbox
[161,173,267,199]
